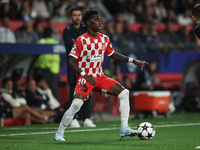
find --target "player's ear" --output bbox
[86,20,91,26]
[192,16,195,21]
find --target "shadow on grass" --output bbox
[46,139,153,147]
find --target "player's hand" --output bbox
[134,60,149,70]
[84,74,96,86]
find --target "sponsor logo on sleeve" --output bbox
[71,44,77,54]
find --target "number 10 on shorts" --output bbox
[78,78,86,85]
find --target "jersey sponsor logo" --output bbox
[71,44,77,54]
[87,54,103,61]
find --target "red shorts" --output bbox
[74,74,118,99]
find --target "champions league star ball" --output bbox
[137,122,155,140]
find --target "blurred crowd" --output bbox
[0,0,200,52]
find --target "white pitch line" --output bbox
[0,123,200,137]
[0,128,118,137]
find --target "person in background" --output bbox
[63,7,96,128]
[135,59,163,91]
[53,5,67,22]
[11,70,26,99]
[33,27,60,100]
[191,4,200,39]
[34,75,64,123]
[33,18,44,40]
[15,21,38,43]
[0,16,16,43]
[160,21,184,51]
[46,17,62,43]
[1,78,46,125]
[16,0,32,22]
[0,3,11,19]
[25,78,56,122]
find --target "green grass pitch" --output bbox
[0,112,200,150]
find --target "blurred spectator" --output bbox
[123,21,139,52]
[35,75,63,123]
[25,78,49,109]
[11,70,26,99]
[144,5,159,24]
[103,0,126,15]
[0,93,13,121]
[111,22,125,52]
[1,78,46,125]
[160,22,184,51]
[137,26,149,52]
[33,18,44,40]
[114,11,125,23]
[135,59,163,91]
[32,0,50,19]
[25,78,56,122]
[35,75,60,109]
[15,21,38,43]
[34,27,60,100]
[177,25,196,50]
[9,0,20,20]
[46,17,62,43]
[165,0,180,15]
[155,0,167,22]
[104,20,115,42]
[45,0,59,16]
[181,0,195,10]
[177,8,193,25]
[0,3,11,19]
[134,3,149,23]
[0,16,16,43]
[162,9,177,23]
[16,0,32,22]
[64,4,73,22]
[88,0,113,23]
[145,24,162,51]
[53,4,67,22]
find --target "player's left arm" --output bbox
[109,52,149,70]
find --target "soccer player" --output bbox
[192,4,200,39]
[63,7,95,128]
[54,9,148,141]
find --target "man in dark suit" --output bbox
[63,8,96,128]
[192,4,200,39]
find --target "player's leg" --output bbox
[54,94,84,141]
[64,83,81,128]
[54,76,94,141]
[108,83,138,138]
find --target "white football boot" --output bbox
[119,126,138,138]
[83,118,96,127]
[53,132,66,141]
[70,119,80,128]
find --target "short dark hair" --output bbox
[70,7,81,16]
[2,78,12,87]
[192,4,200,19]
[83,9,98,25]
[34,75,45,84]
[43,27,53,38]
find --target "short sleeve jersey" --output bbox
[69,32,114,77]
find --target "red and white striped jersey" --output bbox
[69,32,114,77]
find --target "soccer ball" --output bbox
[137,122,155,140]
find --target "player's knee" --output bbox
[71,98,83,111]
[118,89,129,99]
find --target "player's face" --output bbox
[71,10,82,25]
[89,14,102,32]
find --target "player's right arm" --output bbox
[68,56,96,86]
